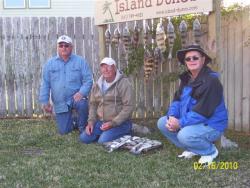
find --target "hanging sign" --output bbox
[95,0,213,25]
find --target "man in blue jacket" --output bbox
[158,45,228,165]
[39,35,93,135]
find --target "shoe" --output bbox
[198,148,218,165]
[178,150,197,159]
[72,121,78,130]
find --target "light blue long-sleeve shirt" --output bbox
[39,54,93,113]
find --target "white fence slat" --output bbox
[66,17,75,40]
[134,20,145,118]
[234,13,243,131]
[40,17,49,68]
[48,17,57,57]
[13,17,25,116]
[221,18,229,109]
[92,18,100,80]
[75,17,84,57]
[227,16,236,130]
[4,17,16,116]
[31,17,41,115]
[0,17,7,117]
[39,17,50,116]
[84,17,92,66]
[22,17,33,116]
[118,22,126,71]
[242,10,250,132]
[57,17,66,37]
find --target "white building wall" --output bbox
[0,0,95,17]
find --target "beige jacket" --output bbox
[88,70,135,127]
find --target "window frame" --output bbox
[28,0,51,9]
[3,0,26,9]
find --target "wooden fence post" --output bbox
[98,25,106,61]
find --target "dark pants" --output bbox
[79,120,132,144]
[55,99,88,135]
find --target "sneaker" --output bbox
[178,150,197,159]
[198,148,218,165]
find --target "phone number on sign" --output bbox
[121,13,143,21]
[194,161,239,170]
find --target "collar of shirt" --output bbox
[56,53,73,62]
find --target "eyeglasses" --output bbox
[100,64,114,70]
[58,44,70,48]
[184,56,200,62]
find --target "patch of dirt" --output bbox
[133,118,158,131]
[225,130,250,149]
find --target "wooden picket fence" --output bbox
[0,11,250,133]
[0,17,100,117]
[0,16,180,119]
[221,9,250,133]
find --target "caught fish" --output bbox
[193,18,201,45]
[105,28,111,48]
[179,20,188,48]
[104,135,132,152]
[112,27,120,47]
[103,135,162,154]
[144,49,154,81]
[156,22,166,53]
[132,22,140,47]
[143,22,150,47]
[167,19,176,59]
[122,25,131,53]
[130,139,162,155]
[154,47,161,75]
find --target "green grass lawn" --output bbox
[0,119,249,188]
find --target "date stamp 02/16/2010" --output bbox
[193,161,239,170]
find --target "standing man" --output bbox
[157,45,228,165]
[39,35,93,135]
[80,57,135,144]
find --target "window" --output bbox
[3,0,51,9]
[4,0,25,8]
[29,0,50,8]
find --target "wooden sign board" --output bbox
[95,0,213,25]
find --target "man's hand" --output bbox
[73,92,83,102]
[42,103,53,114]
[100,122,112,131]
[166,116,180,132]
[86,123,94,135]
[166,122,176,132]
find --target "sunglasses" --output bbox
[184,56,200,62]
[100,64,114,70]
[58,44,70,48]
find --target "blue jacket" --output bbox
[167,66,228,132]
[39,54,93,113]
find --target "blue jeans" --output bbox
[79,120,132,144]
[55,99,88,135]
[157,116,222,155]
